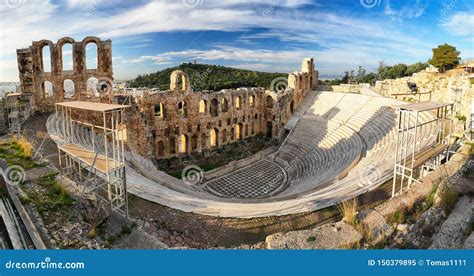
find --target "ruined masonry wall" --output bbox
[126,59,317,159]
[17,37,113,111]
[374,69,473,123]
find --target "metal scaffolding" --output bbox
[392,101,454,197]
[4,93,33,133]
[55,101,130,217]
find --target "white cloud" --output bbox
[441,12,474,36]
[0,0,471,81]
[384,0,428,19]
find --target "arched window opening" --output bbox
[42,81,53,98]
[221,98,228,112]
[191,135,198,151]
[85,42,98,69]
[222,129,227,143]
[266,122,273,138]
[235,96,241,109]
[230,128,235,140]
[249,95,255,107]
[210,98,218,117]
[178,135,187,153]
[42,45,51,72]
[290,100,294,114]
[210,129,218,147]
[157,141,164,156]
[266,96,273,108]
[63,79,75,99]
[177,101,187,116]
[201,133,207,148]
[87,77,99,96]
[62,43,73,71]
[170,138,176,154]
[236,123,242,140]
[199,99,207,113]
[154,103,164,118]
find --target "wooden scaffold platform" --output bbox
[55,101,130,217]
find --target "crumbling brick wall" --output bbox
[17,36,113,111]
[126,59,318,159]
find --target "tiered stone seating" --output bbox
[46,90,441,218]
[273,91,439,198]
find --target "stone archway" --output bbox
[63,79,75,99]
[170,70,190,91]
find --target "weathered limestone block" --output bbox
[358,209,394,245]
[430,196,474,249]
[265,222,362,249]
[463,232,474,249]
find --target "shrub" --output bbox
[422,184,439,212]
[15,137,33,158]
[307,236,316,242]
[389,208,406,225]
[439,185,458,214]
[338,199,358,226]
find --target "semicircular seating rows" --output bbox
[46,91,439,218]
[272,92,437,199]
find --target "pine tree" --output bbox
[428,44,460,72]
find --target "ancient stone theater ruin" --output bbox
[12,37,467,219]
[16,36,113,111]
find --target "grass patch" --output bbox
[388,208,406,225]
[306,236,316,242]
[0,138,42,169]
[21,173,74,214]
[338,199,358,226]
[422,184,439,212]
[438,185,458,214]
[38,173,74,208]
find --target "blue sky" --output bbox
[0,0,473,81]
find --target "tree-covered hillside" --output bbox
[128,63,287,91]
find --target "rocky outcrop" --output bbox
[430,196,474,249]
[265,222,362,249]
[358,210,393,245]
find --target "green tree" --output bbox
[428,44,460,72]
[405,62,428,76]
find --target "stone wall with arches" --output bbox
[16,36,113,111]
[126,58,317,159]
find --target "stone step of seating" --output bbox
[274,91,440,199]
